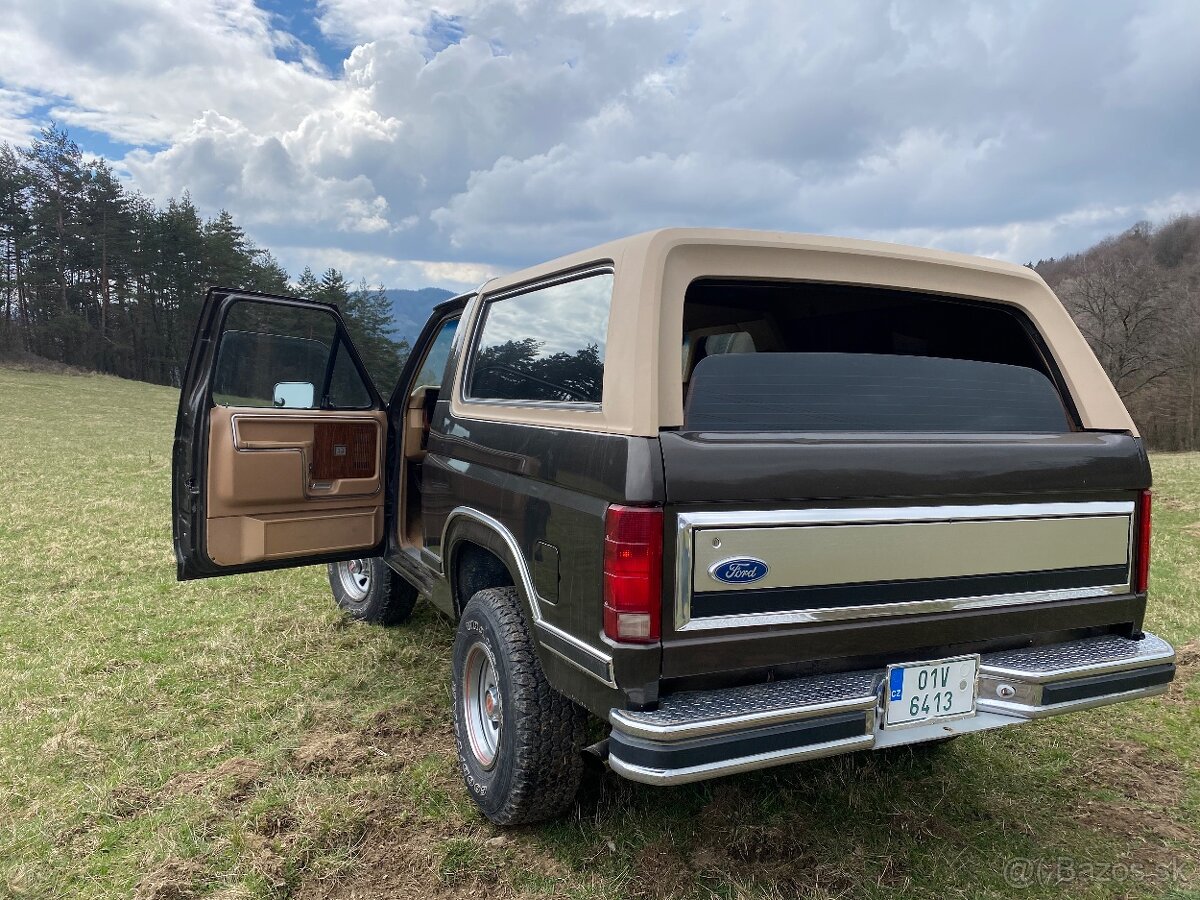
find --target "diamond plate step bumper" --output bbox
[608,632,1175,785]
[976,631,1176,717]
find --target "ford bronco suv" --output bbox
[173,228,1176,825]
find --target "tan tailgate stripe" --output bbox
[693,515,1131,593]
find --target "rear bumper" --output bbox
[608,632,1175,786]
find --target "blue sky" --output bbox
[1,0,1198,291]
[258,0,349,73]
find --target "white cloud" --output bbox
[270,244,494,292]
[1,0,1198,286]
[0,0,336,144]
[0,87,39,146]
[414,260,497,287]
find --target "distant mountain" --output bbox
[384,287,455,343]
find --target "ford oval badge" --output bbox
[708,557,769,585]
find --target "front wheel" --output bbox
[327,557,418,624]
[452,587,588,825]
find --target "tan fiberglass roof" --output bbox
[449,228,1136,437]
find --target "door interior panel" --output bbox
[205,406,385,566]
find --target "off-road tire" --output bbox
[327,557,418,624]
[452,586,588,825]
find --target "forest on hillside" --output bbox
[1035,215,1200,450]
[0,126,407,392]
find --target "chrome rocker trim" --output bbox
[607,632,1176,786]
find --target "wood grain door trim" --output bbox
[313,421,378,480]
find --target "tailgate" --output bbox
[660,431,1150,680]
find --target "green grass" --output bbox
[0,364,1197,900]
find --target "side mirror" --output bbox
[273,381,315,408]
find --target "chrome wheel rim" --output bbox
[463,643,502,769]
[337,559,372,601]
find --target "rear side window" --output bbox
[681,280,1073,433]
[467,270,613,404]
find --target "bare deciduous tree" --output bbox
[1038,217,1200,449]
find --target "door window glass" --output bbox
[212,299,375,410]
[328,339,375,409]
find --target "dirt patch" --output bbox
[243,833,288,890]
[206,889,256,900]
[254,803,299,838]
[628,841,696,900]
[1174,638,1200,670]
[134,857,204,900]
[159,757,265,802]
[1068,738,1199,870]
[110,783,154,819]
[624,783,868,900]
[291,730,371,776]
[108,759,263,823]
[362,704,454,767]
[1157,495,1191,510]
[290,708,453,778]
[289,783,574,900]
[1165,639,1200,704]
[39,724,99,759]
[1071,738,1186,807]
[291,823,490,900]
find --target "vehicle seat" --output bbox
[405,386,434,461]
[702,331,757,355]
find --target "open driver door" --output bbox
[173,288,390,579]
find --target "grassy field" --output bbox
[0,364,1197,900]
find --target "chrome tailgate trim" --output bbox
[675,501,1135,630]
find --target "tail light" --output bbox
[1134,489,1152,594]
[603,504,663,643]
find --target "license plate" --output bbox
[884,654,980,728]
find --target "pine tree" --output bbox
[158,194,206,381]
[250,250,291,294]
[293,266,319,300]
[22,124,86,360]
[202,209,252,288]
[316,267,352,308]
[81,159,131,371]
[344,278,409,391]
[0,143,32,351]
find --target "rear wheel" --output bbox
[452,586,588,825]
[327,557,418,624]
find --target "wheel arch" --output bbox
[442,508,539,624]
[440,506,620,705]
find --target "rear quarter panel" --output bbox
[422,410,664,712]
